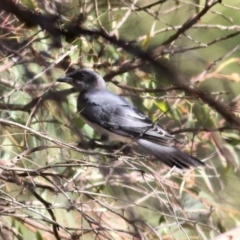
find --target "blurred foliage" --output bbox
[0,0,240,239]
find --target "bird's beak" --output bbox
[57,76,73,83]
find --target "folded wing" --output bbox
[79,89,176,146]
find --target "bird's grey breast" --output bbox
[76,89,132,142]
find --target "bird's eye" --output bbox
[79,73,85,78]
[74,72,85,82]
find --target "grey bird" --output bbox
[57,68,204,169]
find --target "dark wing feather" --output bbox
[78,89,175,146]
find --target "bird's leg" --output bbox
[80,135,118,150]
[76,135,107,149]
[87,134,108,149]
[89,136,130,152]
[77,138,104,149]
[78,134,132,153]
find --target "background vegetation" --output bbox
[0,0,240,239]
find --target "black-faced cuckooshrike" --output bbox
[57,69,204,169]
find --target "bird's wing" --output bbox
[78,90,175,146]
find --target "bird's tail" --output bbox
[136,139,204,169]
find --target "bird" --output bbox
[57,68,204,169]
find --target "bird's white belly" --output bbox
[79,114,132,143]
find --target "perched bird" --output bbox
[57,68,204,169]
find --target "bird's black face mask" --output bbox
[57,69,105,91]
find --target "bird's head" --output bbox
[57,68,106,91]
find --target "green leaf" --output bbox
[158,215,165,224]
[36,231,44,240]
[18,226,23,236]
[192,102,216,127]
[155,100,168,113]
[141,33,151,51]
[22,0,38,10]
[217,220,226,233]
[96,185,105,193]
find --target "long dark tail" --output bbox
[137,139,204,169]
